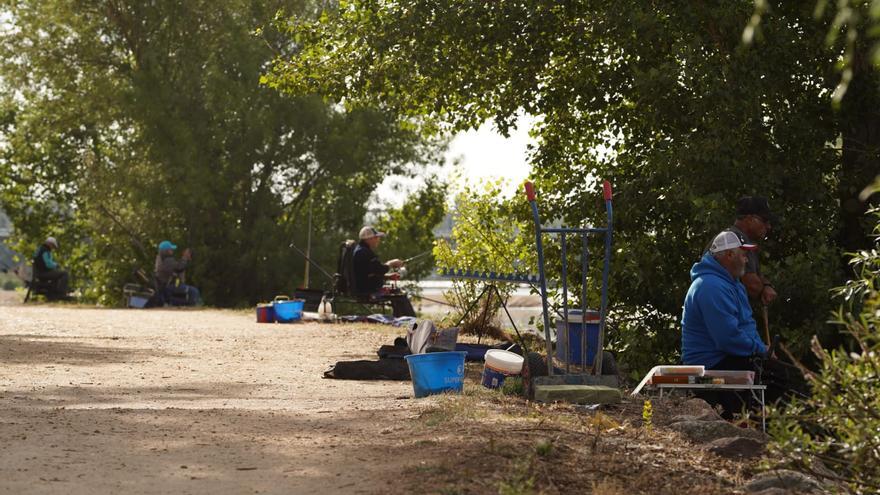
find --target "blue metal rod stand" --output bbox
[524,180,613,376]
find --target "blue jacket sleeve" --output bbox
[42,251,57,270]
[694,283,763,357]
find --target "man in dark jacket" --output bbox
[154,240,200,306]
[730,196,778,306]
[352,226,415,317]
[32,236,70,299]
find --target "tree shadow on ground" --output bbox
[0,401,414,494]
[0,334,174,365]
[0,382,261,408]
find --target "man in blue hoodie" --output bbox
[682,230,768,417]
[683,230,768,368]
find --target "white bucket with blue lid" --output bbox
[481,349,524,389]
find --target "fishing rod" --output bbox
[288,241,335,282]
[403,250,433,264]
[95,204,152,261]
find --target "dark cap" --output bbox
[736,196,778,225]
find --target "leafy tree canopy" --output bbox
[0,0,445,306]
[267,1,880,371]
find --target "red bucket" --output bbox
[256,303,275,323]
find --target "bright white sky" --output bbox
[444,118,534,192]
[374,116,536,208]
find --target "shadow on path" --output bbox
[0,399,414,494]
[0,334,173,366]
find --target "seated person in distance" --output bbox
[32,236,71,299]
[154,240,201,306]
[352,226,415,317]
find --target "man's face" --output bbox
[365,236,381,250]
[748,215,771,240]
[727,248,748,278]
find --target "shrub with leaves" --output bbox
[433,180,536,339]
[768,180,880,494]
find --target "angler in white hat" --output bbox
[351,225,414,317]
[680,229,768,418]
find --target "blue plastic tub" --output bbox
[274,299,304,323]
[555,309,600,366]
[404,351,467,398]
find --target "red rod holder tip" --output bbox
[603,180,613,201]
[525,181,536,201]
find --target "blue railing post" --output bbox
[560,233,570,374]
[525,182,555,376]
[593,181,613,373]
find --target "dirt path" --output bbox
[1,292,769,494]
[0,292,423,494]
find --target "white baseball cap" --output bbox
[359,226,386,240]
[709,230,757,254]
[45,237,58,248]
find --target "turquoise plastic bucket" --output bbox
[404,351,467,398]
[274,299,304,323]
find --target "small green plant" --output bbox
[534,438,554,458]
[500,376,524,397]
[497,458,536,495]
[642,399,653,431]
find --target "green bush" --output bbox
[0,273,21,291]
[433,180,536,338]
[768,184,880,494]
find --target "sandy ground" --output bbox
[1,291,771,495]
[0,292,427,494]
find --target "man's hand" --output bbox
[386,258,404,269]
[761,284,777,305]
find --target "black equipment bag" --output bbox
[333,239,357,295]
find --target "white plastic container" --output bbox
[481,349,525,389]
[655,365,705,376]
[317,296,333,320]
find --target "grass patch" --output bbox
[498,457,537,495]
[501,376,524,396]
[420,392,490,427]
[534,438,554,458]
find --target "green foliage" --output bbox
[533,438,554,458]
[267,1,880,374]
[432,180,535,334]
[0,0,442,306]
[768,202,880,494]
[747,0,880,103]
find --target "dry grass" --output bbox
[396,390,758,494]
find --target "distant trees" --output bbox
[0,0,444,305]
[265,1,879,371]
